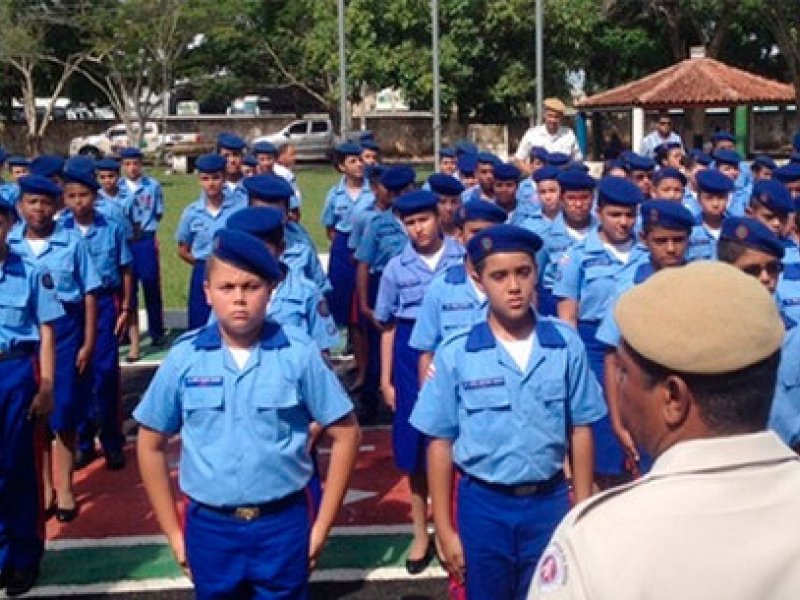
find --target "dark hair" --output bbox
[716,238,749,264]
[622,341,780,434]
[276,142,292,157]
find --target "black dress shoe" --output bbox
[150,335,167,347]
[6,565,39,597]
[405,542,434,575]
[0,568,7,589]
[56,504,79,523]
[105,450,126,471]
[74,448,98,470]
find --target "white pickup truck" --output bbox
[69,122,204,159]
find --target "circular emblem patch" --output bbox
[41,272,54,290]
[536,543,567,592]
[735,224,749,240]
[649,208,659,223]
[481,236,493,252]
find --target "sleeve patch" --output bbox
[536,543,567,592]
[41,272,55,290]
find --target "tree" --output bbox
[78,0,222,146]
[0,0,97,154]
[760,0,800,122]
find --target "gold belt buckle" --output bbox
[234,506,260,521]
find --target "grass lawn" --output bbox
[153,163,432,308]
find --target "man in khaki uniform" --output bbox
[527,261,800,600]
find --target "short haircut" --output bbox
[276,142,292,157]
[716,238,749,264]
[657,110,670,120]
[622,340,780,434]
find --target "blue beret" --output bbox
[62,167,100,192]
[713,149,741,167]
[712,131,736,144]
[380,166,416,192]
[598,176,643,206]
[428,173,464,196]
[565,161,590,173]
[7,156,29,167]
[216,132,246,151]
[467,224,542,264]
[65,155,96,175]
[393,190,438,217]
[752,155,777,171]
[0,148,7,163]
[696,169,734,193]
[774,163,800,183]
[0,196,16,216]
[790,151,800,164]
[533,166,560,183]
[530,146,549,161]
[654,141,681,155]
[653,167,687,187]
[751,179,793,214]
[227,206,284,238]
[243,174,294,202]
[720,217,784,259]
[365,164,385,182]
[196,153,227,173]
[546,152,570,167]
[118,147,143,159]
[627,153,655,171]
[455,200,507,227]
[557,169,596,191]
[212,229,282,282]
[252,141,278,155]
[243,154,258,168]
[360,139,380,151]
[476,151,500,166]
[18,174,61,198]
[457,153,477,175]
[607,158,630,174]
[359,131,375,143]
[335,142,362,156]
[641,200,694,231]
[689,149,713,166]
[493,162,520,182]
[439,147,456,158]
[95,158,120,172]
[455,141,478,156]
[29,155,64,178]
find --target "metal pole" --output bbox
[432,0,441,170]
[338,0,348,137]
[535,0,543,124]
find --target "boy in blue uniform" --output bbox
[752,155,777,181]
[411,224,605,600]
[135,229,360,600]
[595,201,694,482]
[119,147,165,348]
[95,159,133,236]
[410,200,507,383]
[60,169,134,473]
[428,173,464,238]
[626,153,655,199]
[176,154,245,329]
[437,148,458,178]
[769,324,800,451]
[374,190,464,574]
[0,194,62,597]
[554,176,646,482]
[461,152,496,203]
[252,141,278,175]
[457,153,478,190]
[11,175,102,520]
[711,131,753,205]
[714,149,749,216]
[686,169,734,262]
[216,132,248,204]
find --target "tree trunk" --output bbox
[26,132,43,156]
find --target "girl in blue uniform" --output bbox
[10,177,101,522]
[60,168,134,473]
[374,190,464,574]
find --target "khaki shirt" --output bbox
[528,432,800,600]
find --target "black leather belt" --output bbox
[467,470,565,497]
[0,344,36,362]
[193,490,304,522]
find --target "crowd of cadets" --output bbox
[0,111,800,598]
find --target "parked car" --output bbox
[69,122,205,159]
[250,116,335,162]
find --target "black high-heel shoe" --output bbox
[405,538,435,575]
[55,503,79,523]
[43,492,57,521]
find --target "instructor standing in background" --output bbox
[514,98,582,173]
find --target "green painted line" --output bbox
[38,535,419,586]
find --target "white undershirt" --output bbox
[498,332,535,371]
[228,346,254,370]
[565,224,591,241]
[26,238,48,257]
[420,244,446,271]
[704,224,722,240]
[603,238,635,264]
[206,204,221,218]
[125,178,139,194]
[77,223,90,236]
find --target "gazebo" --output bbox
[575,48,796,158]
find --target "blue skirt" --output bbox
[392,321,425,474]
[577,320,626,476]
[326,232,355,327]
[51,302,90,433]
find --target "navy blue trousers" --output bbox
[0,356,43,571]
[129,236,164,339]
[326,233,354,327]
[51,302,89,433]
[392,321,425,474]
[185,495,310,600]
[458,476,569,600]
[188,260,210,331]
